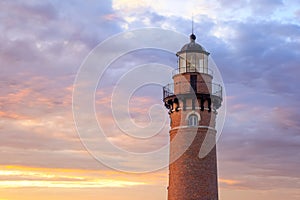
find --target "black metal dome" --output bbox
[177,34,209,55]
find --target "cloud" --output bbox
[210,21,300,99]
[1,0,300,199]
[0,165,148,188]
[0,0,125,171]
[249,0,284,15]
[218,97,300,190]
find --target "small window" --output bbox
[188,114,198,126]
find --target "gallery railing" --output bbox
[163,81,222,100]
[172,67,214,77]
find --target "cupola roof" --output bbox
[177,34,210,55]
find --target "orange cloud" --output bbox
[219,178,240,185]
[103,13,119,21]
[0,165,167,189]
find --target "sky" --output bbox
[0,0,300,199]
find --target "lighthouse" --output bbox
[163,33,222,200]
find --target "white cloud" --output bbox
[112,0,220,21]
[210,24,237,44]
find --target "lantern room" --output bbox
[176,34,210,74]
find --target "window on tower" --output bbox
[188,114,198,126]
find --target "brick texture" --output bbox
[167,73,219,200]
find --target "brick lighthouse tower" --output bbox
[163,33,222,200]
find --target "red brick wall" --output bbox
[167,73,219,200]
[168,128,218,200]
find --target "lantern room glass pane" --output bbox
[179,54,186,73]
[178,52,208,74]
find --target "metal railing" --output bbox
[163,81,222,100]
[172,67,214,77]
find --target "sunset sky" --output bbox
[1,0,300,200]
